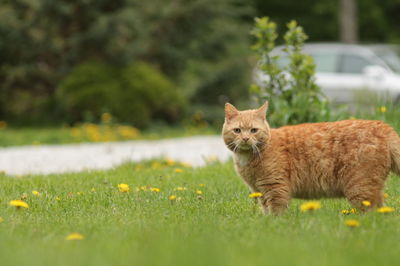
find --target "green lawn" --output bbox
[1,159,400,266]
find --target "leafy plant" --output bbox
[250,17,333,127]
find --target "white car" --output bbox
[257,43,400,104]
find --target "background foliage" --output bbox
[0,0,399,127]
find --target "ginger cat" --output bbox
[222,102,400,214]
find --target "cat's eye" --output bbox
[233,128,241,133]
[251,128,258,133]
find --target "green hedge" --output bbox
[58,61,187,128]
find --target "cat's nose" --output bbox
[243,137,249,142]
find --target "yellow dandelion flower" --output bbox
[65,233,84,240]
[0,120,8,129]
[377,206,395,213]
[379,106,387,113]
[150,187,160,192]
[101,112,112,123]
[32,190,40,196]
[345,219,360,227]
[169,195,177,201]
[118,184,130,192]
[55,197,61,201]
[174,187,187,191]
[9,200,29,209]
[174,168,184,173]
[341,209,350,215]
[198,184,205,187]
[300,201,321,212]
[181,162,192,168]
[151,162,162,169]
[384,193,389,199]
[249,192,263,198]
[165,158,176,166]
[196,190,203,195]
[362,200,371,207]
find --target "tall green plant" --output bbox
[250,17,332,127]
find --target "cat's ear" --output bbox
[225,103,239,121]
[256,101,268,119]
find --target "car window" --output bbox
[340,54,371,74]
[276,53,339,73]
[310,53,338,73]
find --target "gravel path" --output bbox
[0,136,232,176]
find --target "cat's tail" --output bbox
[389,133,400,176]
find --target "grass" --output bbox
[1,159,400,266]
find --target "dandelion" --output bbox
[0,120,7,129]
[151,162,162,169]
[341,209,350,215]
[174,168,184,173]
[377,206,395,213]
[345,219,360,228]
[139,186,148,191]
[55,197,61,201]
[342,208,357,215]
[101,112,112,123]
[196,190,203,195]
[174,187,187,191]
[198,184,205,187]
[165,158,176,166]
[118,184,130,192]
[65,233,84,240]
[379,106,387,113]
[249,192,263,198]
[150,187,160,192]
[9,200,29,209]
[362,200,371,207]
[384,193,389,199]
[32,191,40,196]
[300,201,321,212]
[181,162,192,168]
[169,195,177,201]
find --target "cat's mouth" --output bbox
[238,144,253,151]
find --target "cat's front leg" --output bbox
[256,178,291,215]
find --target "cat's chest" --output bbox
[233,153,258,190]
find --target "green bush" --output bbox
[58,61,187,128]
[250,17,334,127]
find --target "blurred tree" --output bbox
[0,0,253,125]
[251,0,400,43]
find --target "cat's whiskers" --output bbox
[252,142,262,160]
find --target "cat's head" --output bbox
[222,102,271,153]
